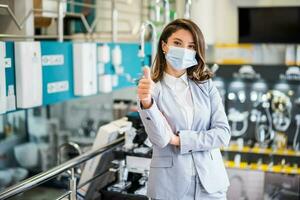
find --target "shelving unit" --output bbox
[224,160,300,175]
[221,145,300,157]
[221,143,300,175]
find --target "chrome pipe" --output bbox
[77,170,105,189]
[55,191,72,200]
[0,137,124,200]
[70,168,77,200]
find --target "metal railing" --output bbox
[0,136,125,200]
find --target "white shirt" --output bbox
[163,72,196,176]
[163,72,194,129]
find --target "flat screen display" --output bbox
[239,7,300,43]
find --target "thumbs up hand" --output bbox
[138,67,154,109]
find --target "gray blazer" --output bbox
[138,78,231,200]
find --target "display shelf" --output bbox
[221,145,300,157]
[224,161,300,175]
[207,63,300,67]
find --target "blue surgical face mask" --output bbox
[165,46,198,71]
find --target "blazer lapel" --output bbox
[188,79,210,131]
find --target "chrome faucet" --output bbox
[57,142,82,177]
[138,21,157,66]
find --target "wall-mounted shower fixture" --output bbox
[138,21,157,66]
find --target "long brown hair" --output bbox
[151,18,213,82]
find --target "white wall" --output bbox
[190,0,217,44]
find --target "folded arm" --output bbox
[178,80,231,154]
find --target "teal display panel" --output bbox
[5,42,15,97]
[41,42,76,105]
[2,41,152,112]
[5,42,17,113]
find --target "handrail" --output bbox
[0,136,125,200]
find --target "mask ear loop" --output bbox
[159,40,169,74]
[161,40,169,55]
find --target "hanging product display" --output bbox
[14,41,43,108]
[73,43,97,96]
[227,79,248,137]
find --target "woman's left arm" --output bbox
[177,80,231,154]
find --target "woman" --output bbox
[137,19,230,200]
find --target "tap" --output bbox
[138,21,157,66]
[184,0,192,19]
[155,0,170,24]
[56,142,82,181]
[58,142,82,170]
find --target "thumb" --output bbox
[143,67,151,80]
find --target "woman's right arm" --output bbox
[137,67,173,148]
[138,98,173,148]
